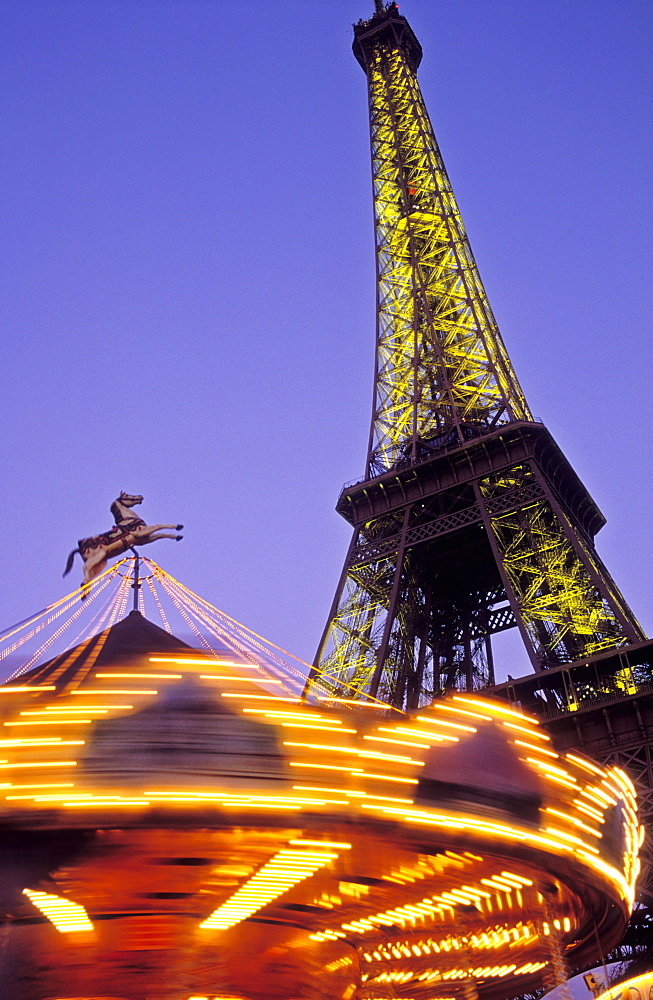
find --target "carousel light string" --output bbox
[160,593,304,697]
[110,571,131,626]
[159,581,302,696]
[157,567,310,681]
[57,573,133,689]
[156,564,386,706]
[157,570,309,691]
[0,572,114,645]
[3,565,123,670]
[144,571,173,634]
[54,566,127,655]
[153,573,219,654]
[155,565,311,683]
[148,568,216,646]
[164,589,274,672]
[159,572,290,683]
[153,572,307,698]
[302,664,392,708]
[115,557,164,626]
[6,574,118,680]
[151,569,217,651]
[1,589,90,664]
[14,589,106,677]
[309,662,396,706]
[0,557,128,664]
[2,552,368,707]
[306,626,447,705]
[0,609,53,642]
[155,571,255,658]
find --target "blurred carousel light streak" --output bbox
[22,888,94,933]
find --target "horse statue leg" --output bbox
[78,536,128,595]
[77,548,106,599]
[131,524,183,544]
[140,532,184,543]
[81,548,108,584]
[134,522,183,533]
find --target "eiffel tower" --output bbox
[304,2,653,898]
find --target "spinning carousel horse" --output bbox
[63,492,183,591]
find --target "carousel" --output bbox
[0,500,642,1000]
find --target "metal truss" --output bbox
[315,583,496,709]
[310,453,642,709]
[313,515,499,708]
[317,536,393,698]
[361,14,530,477]
[478,465,642,666]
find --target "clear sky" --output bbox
[1,0,652,681]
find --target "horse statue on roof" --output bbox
[63,492,183,592]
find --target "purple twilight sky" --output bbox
[1,0,652,682]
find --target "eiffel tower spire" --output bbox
[305,4,644,710]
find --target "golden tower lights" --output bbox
[306,3,643,710]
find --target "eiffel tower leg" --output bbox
[307,529,396,701]
[526,463,642,640]
[484,632,495,686]
[473,479,542,672]
[305,528,363,698]
[406,584,432,710]
[369,509,411,699]
[477,461,643,667]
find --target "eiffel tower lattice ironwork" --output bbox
[304,2,644,712]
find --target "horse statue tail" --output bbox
[63,547,81,577]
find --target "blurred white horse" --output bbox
[63,492,183,591]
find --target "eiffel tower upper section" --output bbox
[306,2,644,710]
[355,2,531,478]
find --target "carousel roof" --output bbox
[16,610,191,687]
[0,556,319,700]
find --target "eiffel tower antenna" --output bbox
[304,3,644,711]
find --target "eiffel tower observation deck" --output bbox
[303,2,653,899]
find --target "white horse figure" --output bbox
[63,492,183,591]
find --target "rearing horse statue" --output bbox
[63,492,183,591]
